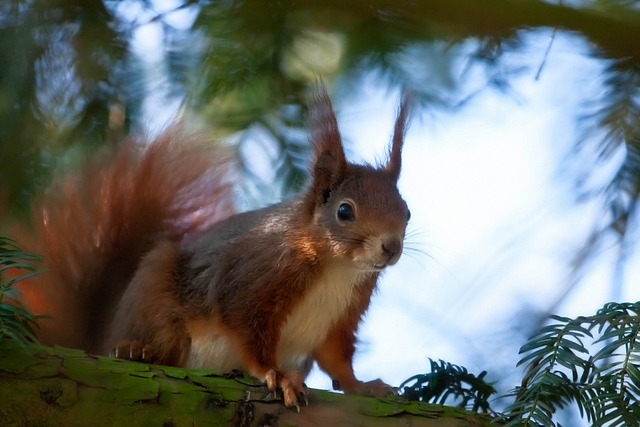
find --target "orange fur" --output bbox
[12,127,235,351]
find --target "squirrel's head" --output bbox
[305,85,411,272]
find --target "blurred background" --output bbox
[1,1,639,424]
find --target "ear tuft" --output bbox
[386,91,412,182]
[308,83,347,205]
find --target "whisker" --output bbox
[403,245,431,259]
[399,243,434,274]
[405,226,429,241]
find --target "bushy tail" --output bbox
[12,127,236,352]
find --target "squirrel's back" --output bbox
[12,127,236,352]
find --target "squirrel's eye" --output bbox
[407,209,411,222]
[337,203,355,222]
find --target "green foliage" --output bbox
[0,237,43,348]
[499,302,640,426]
[401,304,640,425]
[400,358,497,414]
[0,0,127,213]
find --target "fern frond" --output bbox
[501,302,640,426]
[0,236,43,348]
[400,358,496,414]
[590,302,640,426]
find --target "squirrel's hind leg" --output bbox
[106,241,191,366]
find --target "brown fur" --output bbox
[12,86,411,409]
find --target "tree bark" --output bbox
[0,339,494,426]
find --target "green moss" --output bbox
[0,339,497,426]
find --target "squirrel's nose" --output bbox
[381,238,402,262]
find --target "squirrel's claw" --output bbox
[111,339,156,363]
[264,369,308,410]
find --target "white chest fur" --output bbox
[187,262,366,372]
[277,261,365,371]
[187,331,238,371]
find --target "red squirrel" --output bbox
[13,86,411,409]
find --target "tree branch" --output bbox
[0,339,495,426]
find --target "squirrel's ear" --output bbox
[309,84,347,204]
[386,92,412,183]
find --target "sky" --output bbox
[302,31,638,401]
[126,3,638,420]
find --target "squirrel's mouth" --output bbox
[371,263,388,271]
[352,260,386,272]
[352,253,400,272]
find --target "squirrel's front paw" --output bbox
[265,369,308,411]
[111,339,156,363]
